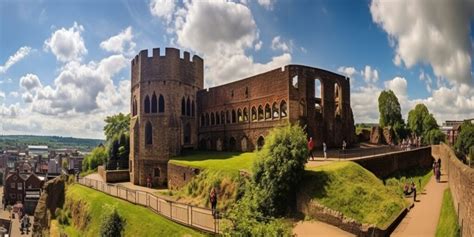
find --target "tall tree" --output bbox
[454,121,474,156]
[407,104,430,136]
[103,113,130,143]
[378,90,404,127]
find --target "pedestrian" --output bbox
[437,158,441,171]
[209,187,218,218]
[436,165,441,183]
[342,140,347,153]
[146,174,152,188]
[433,161,437,176]
[411,181,417,201]
[307,137,315,160]
[323,142,327,159]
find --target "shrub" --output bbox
[100,205,125,237]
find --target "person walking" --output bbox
[436,164,441,183]
[437,158,441,171]
[342,140,347,155]
[411,181,417,201]
[323,142,327,159]
[146,174,152,188]
[307,137,315,160]
[209,188,218,218]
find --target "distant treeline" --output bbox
[0,135,104,152]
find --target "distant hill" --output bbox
[0,135,104,152]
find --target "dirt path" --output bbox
[391,168,448,237]
[293,220,354,237]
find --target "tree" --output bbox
[422,113,438,132]
[424,129,445,145]
[378,90,404,128]
[103,113,130,143]
[408,104,430,136]
[454,121,474,156]
[252,124,309,217]
[83,146,108,171]
[100,205,125,237]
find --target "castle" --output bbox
[129,47,355,186]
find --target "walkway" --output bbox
[0,187,33,236]
[392,168,448,236]
[293,220,354,237]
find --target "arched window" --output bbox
[221,111,225,124]
[257,136,265,150]
[229,137,236,151]
[258,105,264,120]
[280,100,287,118]
[265,104,271,119]
[272,102,279,119]
[181,97,186,115]
[145,121,153,145]
[186,97,191,116]
[151,93,157,113]
[201,114,205,127]
[237,109,243,123]
[132,97,137,116]
[211,112,215,125]
[184,123,191,144]
[144,95,150,114]
[334,83,342,117]
[226,111,230,124]
[232,110,236,123]
[191,100,195,116]
[315,79,322,98]
[251,106,257,121]
[159,94,165,113]
[216,112,220,125]
[205,113,210,126]
[243,107,248,121]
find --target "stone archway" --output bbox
[241,136,248,152]
[257,136,265,150]
[229,137,237,151]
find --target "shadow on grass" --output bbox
[301,170,330,199]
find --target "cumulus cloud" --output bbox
[257,0,276,10]
[100,26,136,55]
[44,22,87,62]
[149,0,176,23]
[361,65,379,83]
[20,73,42,91]
[384,76,407,98]
[0,46,32,74]
[271,36,292,53]
[370,0,474,84]
[337,66,357,78]
[167,0,291,86]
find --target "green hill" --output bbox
[301,161,407,228]
[59,184,206,237]
[0,135,103,151]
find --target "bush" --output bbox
[252,124,308,216]
[100,205,125,237]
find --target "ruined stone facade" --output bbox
[130,47,355,186]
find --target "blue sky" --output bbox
[1,0,473,138]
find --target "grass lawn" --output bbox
[436,188,460,237]
[301,161,406,228]
[61,184,206,237]
[384,167,433,198]
[170,151,257,173]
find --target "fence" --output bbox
[78,177,219,234]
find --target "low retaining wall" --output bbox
[167,163,201,190]
[98,166,130,183]
[432,144,474,237]
[352,146,433,178]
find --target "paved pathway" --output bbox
[0,187,33,236]
[293,220,354,237]
[392,168,448,237]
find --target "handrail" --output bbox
[77,177,219,234]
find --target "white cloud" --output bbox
[370,0,474,84]
[0,46,32,74]
[384,76,407,98]
[419,70,433,92]
[254,40,262,51]
[167,0,291,86]
[351,84,382,123]
[100,26,136,55]
[258,0,276,10]
[271,36,292,53]
[20,73,42,91]
[44,22,87,62]
[9,91,19,98]
[361,65,379,83]
[337,66,357,78]
[149,0,176,23]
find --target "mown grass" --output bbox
[60,184,206,237]
[436,188,460,237]
[384,167,433,197]
[170,151,257,173]
[301,161,406,228]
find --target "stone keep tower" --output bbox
[129,48,203,186]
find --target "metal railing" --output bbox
[77,177,219,233]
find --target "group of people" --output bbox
[20,213,30,235]
[400,136,422,151]
[307,137,346,160]
[433,158,442,183]
[403,181,417,201]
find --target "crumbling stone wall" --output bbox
[33,175,66,237]
[167,163,201,190]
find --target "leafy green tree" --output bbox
[252,124,309,217]
[83,146,108,171]
[103,113,130,143]
[378,90,404,128]
[407,104,430,136]
[454,121,474,156]
[100,205,125,237]
[422,113,438,132]
[424,129,445,145]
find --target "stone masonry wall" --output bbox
[167,162,201,190]
[432,144,474,237]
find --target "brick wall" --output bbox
[167,163,201,190]
[352,146,434,178]
[432,144,474,237]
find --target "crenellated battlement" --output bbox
[131,47,204,89]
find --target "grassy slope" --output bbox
[61,184,206,237]
[436,188,460,237]
[170,151,257,173]
[384,167,433,197]
[301,161,406,228]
